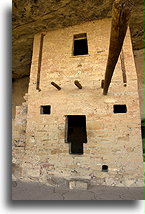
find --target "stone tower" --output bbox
[13,18,143,188]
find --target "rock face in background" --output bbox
[12,0,144,79]
[12,0,144,119]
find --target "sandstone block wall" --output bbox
[12,19,143,187]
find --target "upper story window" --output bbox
[73,33,88,56]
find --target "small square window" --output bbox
[102,165,108,172]
[113,105,127,113]
[40,105,51,114]
[73,33,88,56]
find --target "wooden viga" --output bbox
[103,0,134,95]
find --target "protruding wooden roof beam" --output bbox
[103,0,133,95]
[74,80,82,89]
[51,82,61,90]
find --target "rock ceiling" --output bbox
[12,0,144,79]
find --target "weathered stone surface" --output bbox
[46,175,66,187]
[69,180,88,190]
[123,179,137,187]
[133,48,144,120]
[12,163,22,178]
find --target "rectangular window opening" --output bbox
[73,33,88,56]
[102,165,108,172]
[113,104,127,113]
[65,115,87,155]
[40,105,51,114]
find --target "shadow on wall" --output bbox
[12,76,29,119]
[141,120,145,161]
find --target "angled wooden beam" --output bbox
[103,0,133,95]
[51,82,61,90]
[120,48,127,86]
[36,33,44,91]
[74,80,82,89]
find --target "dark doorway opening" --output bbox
[65,115,87,154]
[73,33,88,56]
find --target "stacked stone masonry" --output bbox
[12,18,144,188]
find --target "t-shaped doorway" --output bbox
[65,115,87,154]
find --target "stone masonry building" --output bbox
[12,18,143,188]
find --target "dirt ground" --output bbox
[12,180,143,200]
